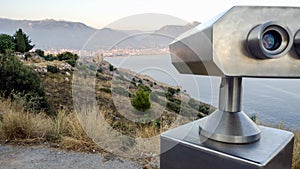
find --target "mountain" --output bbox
[138,21,201,48]
[0,18,200,50]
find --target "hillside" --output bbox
[0,52,212,168]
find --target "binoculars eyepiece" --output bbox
[247,22,293,59]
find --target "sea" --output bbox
[105,54,300,130]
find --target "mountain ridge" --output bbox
[0,18,200,50]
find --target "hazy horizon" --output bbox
[2,0,300,30]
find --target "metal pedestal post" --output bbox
[160,76,294,169]
[199,76,261,144]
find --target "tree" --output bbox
[0,34,15,53]
[35,49,44,57]
[23,33,34,52]
[13,29,34,53]
[57,51,79,67]
[131,89,151,112]
[14,29,26,53]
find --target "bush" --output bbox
[47,65,59,73]
[35,49,44,57]
[44,54,56,61]
[131,89,151,112]
[66,59,76,67]
[97,67,103,73]
[167,87,178,95]
[138,84,151,92]
[0,34,15,53]
[199,105,210,115]
[166,101,180,113]
[0,53,53,115]
[56,52,78,67]
[109,64,114,71]
[57,51,79,61]
[188,98,211,115]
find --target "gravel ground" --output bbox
[0,145,141,169]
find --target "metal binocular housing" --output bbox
[170,6,300,144]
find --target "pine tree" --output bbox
[131,89,151,112]
[13,29,34,53]
[23,33,34,52]
[14,29,26,53]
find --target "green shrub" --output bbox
[166,101,180,113]
[167,87,178,95]
[47,65,59,73]
[57,51,79,61]
[43,54,56,61]
[109,64,114,71]
[188,98,211,115]
[197,113,204,119]
[0,53,53,115]
[152,119,161,128]
[131,89,151,112]
[66,59,76,67]
[97,67,103,73]
[138,84,151,92]
[0,34,15,53]
[35,49,44,57]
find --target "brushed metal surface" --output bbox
[170,6,300,77]
[219,76,242,112]
[199,76,261,143]
[161,119,294,169]
[199,110,261,144]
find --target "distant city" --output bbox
[43,47,170,57]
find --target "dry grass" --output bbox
[293,129,300,169]
[1,96,300,169]
[1,110,51,141]
[50,110,99,152]
[0,98,52,141]
[0,98,98,152]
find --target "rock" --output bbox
[34,67,47,73]
[65,77,69,82]
[61,63,72,71]
[66,72,71,76]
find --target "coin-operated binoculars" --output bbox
[161,6,298,169]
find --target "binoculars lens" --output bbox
[262,30,282,51]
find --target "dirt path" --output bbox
[0,145,141,169]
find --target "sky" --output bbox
[1,0,300,30]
